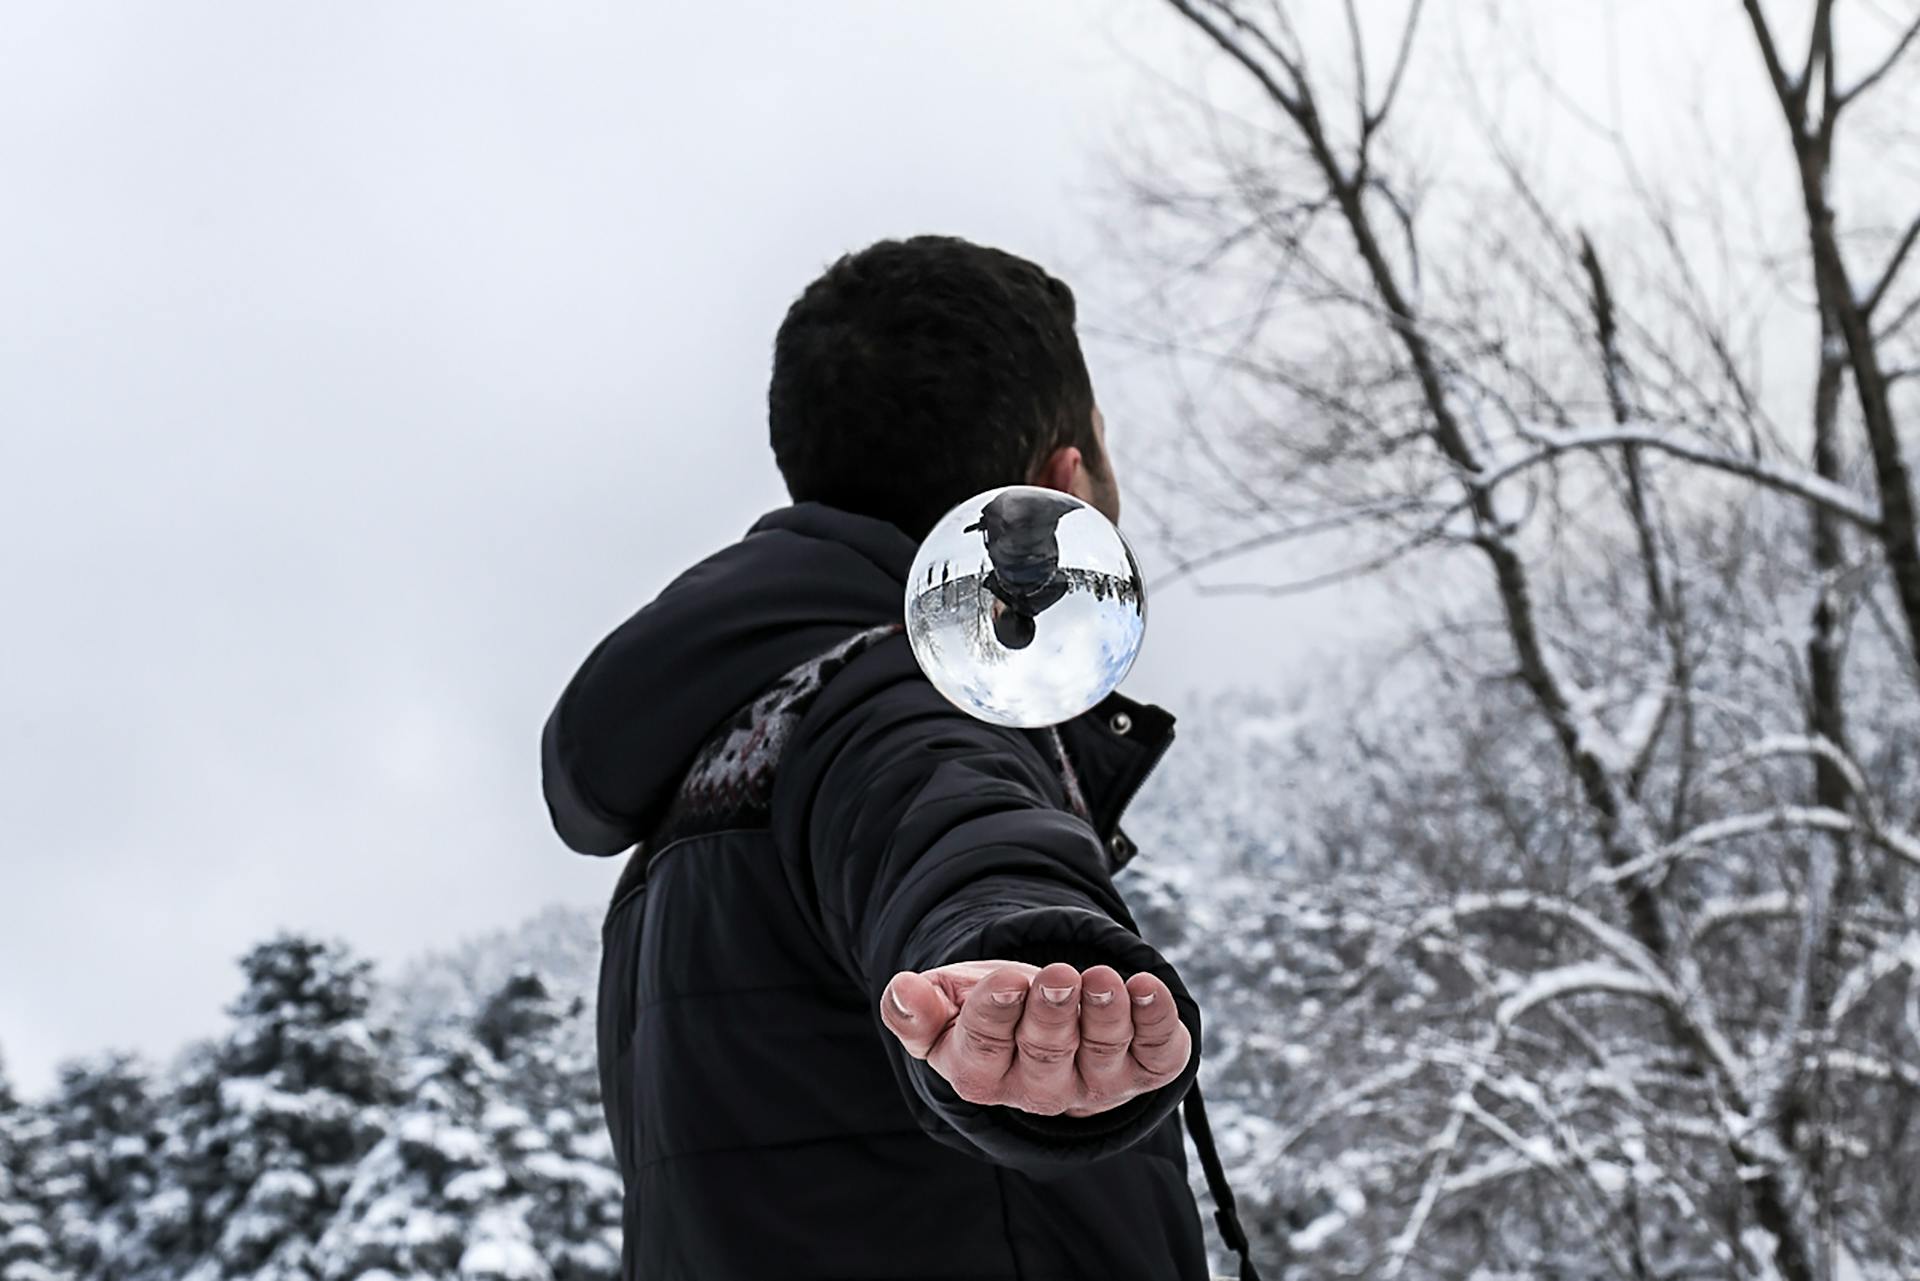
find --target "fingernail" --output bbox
[1131,992,1155,1006]
[888,988,914,1020]
[1085,989,1115,1006]
[989,989,1024,1006]
[1040,985,1074,1004]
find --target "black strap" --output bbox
[1182,1081,1263,1280]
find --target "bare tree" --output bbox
[1111,3,1920,1276]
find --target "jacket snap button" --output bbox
[1108,711,1133,736]
[1108,832,1128,853]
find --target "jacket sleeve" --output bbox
[770,651,1202,1178]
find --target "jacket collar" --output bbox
[1047,686,1175,870]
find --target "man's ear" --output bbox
[1032,445,1083,494]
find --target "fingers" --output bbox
[890,960,1193,1116]
[1123,971,1191,1084]
[1073,965,1135,1105]
[921,959,1038,1014]
[927,963,1032,1104]
[1008,962,1083,1114]
[880,970,953,1060]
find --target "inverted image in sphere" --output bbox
[905,485,1147,727]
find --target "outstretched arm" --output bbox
[771,643,1200,1175]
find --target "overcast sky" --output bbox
[0,0,1319,1096]
[0,0,1855,1095]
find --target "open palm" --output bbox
[879,959,1191,1118]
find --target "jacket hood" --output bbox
[542,502,918,855]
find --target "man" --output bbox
[542,237,1258,1280]
[966,488,1078,650]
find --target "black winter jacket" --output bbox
[541,502,1254,1280]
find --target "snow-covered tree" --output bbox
[125,934,391,1281]
[469,969,620,1281]
[5,916,619,1281]
[1112,5,1920,1275]
[0,1051,71,1281]
[312,1037,509,1281]
[34,1052,159,1280]
[376,908,599,1071]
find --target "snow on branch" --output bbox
[1702,734,1869,800]
[1689,891,1798,946]
[1496,962,1670,1029]
[1829,932,1920,1028]
[1272,1058,1429,1158]
[1589,805,1920,891]
[1615,685,1671,778]
[1869,822,1920,872]
[1344,888,1753,1097]
[1345,890,1670,1005]
[1440,1151,1534,1197]
[1471,424,1884,532]
[1801,1048,1920,1094]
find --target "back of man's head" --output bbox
[768,235,1102,541]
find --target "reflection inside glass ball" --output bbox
[905,485,1147,728]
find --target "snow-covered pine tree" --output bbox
[35,1052,159,1281]
[0,1050,72,1281]
[469,969,620,1281]
[312,1034,512,1281]
[124,934,391,1281]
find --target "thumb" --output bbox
[879,971,954,1060]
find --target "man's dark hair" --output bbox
[768,235,1103,541]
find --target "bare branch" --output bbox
[1743,0,1808,125]
[1862,211,1920,316]
[1190,521,1456,598]
[1342,0,1368,146]
[1836,8,1920,106]
[1807,0,1838,141]
[1879,290,1920,341]
[1158,492,1455,585]
[1367,0,1424,139]
[1165,0,1302,118]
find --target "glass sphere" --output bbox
[904,485,1147,728]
